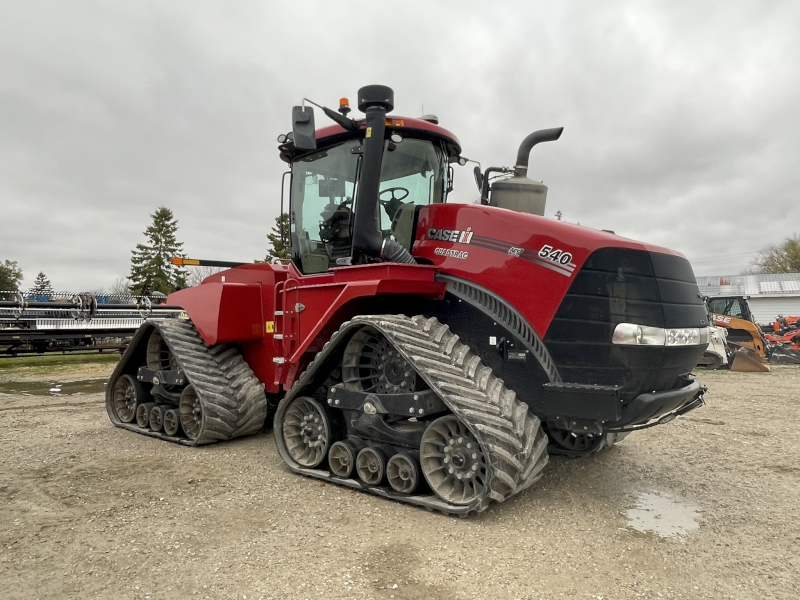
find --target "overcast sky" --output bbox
[1,0,798,291]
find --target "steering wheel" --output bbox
[379,187,409,204]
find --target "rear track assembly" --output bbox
[106,320,267,445]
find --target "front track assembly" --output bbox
[273,315,549,516]
[106,320,268,446]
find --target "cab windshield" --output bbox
[290,136,447,274]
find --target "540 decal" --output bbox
[538,244,573,266]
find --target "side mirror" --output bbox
[473,166,483,192]
[292,106,317,150]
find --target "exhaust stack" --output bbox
[488,127,563,216]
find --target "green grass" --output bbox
[0,352,120,374]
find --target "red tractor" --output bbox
[106,85,708,515]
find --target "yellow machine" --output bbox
[706,296,770,371]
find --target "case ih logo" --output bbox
[427,227,474,244]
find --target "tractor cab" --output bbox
[278,86,462,275]
[289,135,449,274]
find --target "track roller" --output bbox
[163,407,182,436]
[136,402,157,429]
[328,440,363,478]
[356,446,390,485]
[387,452,420,494]
[149,405,172,433]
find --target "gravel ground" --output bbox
[0,363,798,599]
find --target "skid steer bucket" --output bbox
[730,347,771,372]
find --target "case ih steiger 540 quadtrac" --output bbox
[107,85,709,515]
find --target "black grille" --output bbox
[544,248,707,399]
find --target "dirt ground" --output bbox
[0,361,798,600]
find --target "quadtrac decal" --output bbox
[434,247,469,259]
[425,225,576,276]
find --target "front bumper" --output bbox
[541,374,705,433]
[610,376,705,431]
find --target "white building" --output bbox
[696,272,800,327]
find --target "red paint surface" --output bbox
[414,203,685,337]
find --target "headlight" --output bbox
[612,323,709,346]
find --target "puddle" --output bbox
[625,491,701,538]
[0,378,108,396]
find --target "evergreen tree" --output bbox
[31,271,54,298]
[129,207,187,295]
[0,260,23,292]
[265,213,291,260]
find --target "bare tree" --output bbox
[110,277,131,295]
[186,266,225,287]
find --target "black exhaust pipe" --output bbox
[514,127,563,177]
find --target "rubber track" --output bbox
[275,314,550,516]
[107,320,267,446]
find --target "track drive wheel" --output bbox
[281,396,332,468]
[342,326,420,393]
[420,415,487,505]
[146,329,177,371]
[112,374,144,423]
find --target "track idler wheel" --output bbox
[328,440,363,478]
[387,452,420,494]
[179,385,202,441]
[163,407,182,436]
[420,415,487,505]
[112,374,144,423]
[282,397,332,468]
[356,446,389,486]
[136,402,157,428]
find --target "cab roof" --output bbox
[279,115,462,163]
